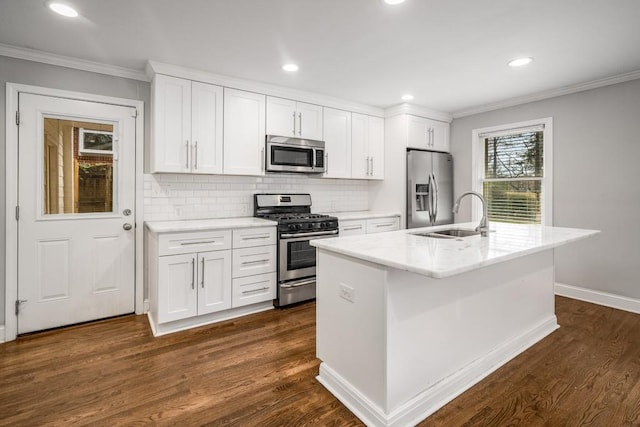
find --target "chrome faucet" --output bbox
[452,191,490,236]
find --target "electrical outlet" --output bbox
[339,283,355,303]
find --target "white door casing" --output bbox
[8,88,141,336]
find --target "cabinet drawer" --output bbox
[232,245,276,278]
[339,220,366,236]
[232,272,276,308]
[158,230,232,256]
[366,217,400,234]
[233,227,276,248]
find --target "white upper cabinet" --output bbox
[151,74,223,173]
[322,107,352,179]
[407,115,450,152]
[191,81,223,174]
[266,96,323,140]
[223,88,266,176]
[352,113,384,180]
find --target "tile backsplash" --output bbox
[144,174,369,221]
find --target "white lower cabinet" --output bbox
[157,250,231,323]
[147,224,277,335]
[339,215,400,236]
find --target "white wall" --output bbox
[450,78,640,300]
[144,174,368,221]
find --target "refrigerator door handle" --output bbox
[432,173,439,223]
[427,173,434,224]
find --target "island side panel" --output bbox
[385,249,558,416]
[316,249,388,414]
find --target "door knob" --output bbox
[123,223,133,231]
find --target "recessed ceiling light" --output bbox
[384,0,406,4]
[48,2,79,17]
[282,63,299,72]
[508,57,533,67]
[401,94,414,101]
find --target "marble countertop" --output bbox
[311,222,599,278]
[327,211,401,221]
[145,217,277,233]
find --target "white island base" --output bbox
[316,248,558,427]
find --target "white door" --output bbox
[17,93,137,334]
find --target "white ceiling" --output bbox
[1,0,639,115]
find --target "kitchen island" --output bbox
[311,222,599,427]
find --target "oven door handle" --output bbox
[280,230,339,239]
[280,279,316,289]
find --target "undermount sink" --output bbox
[412,229,480,239]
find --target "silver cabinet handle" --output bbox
[325,153,328,174]
[123,223,133,231]
[343,225,362,231]
[242,235,270,240]
[242,286,270,295]
[241,258,270,266]
[191,258,195,290]
[292,111,296,135]
[194,140,198,170]
[185,140,190,169]
[261,147,265,171]
[375,222,395,227]
[298,112,302,136]
[365,156,370,176]
[201,257,205,288]
[370,157,374,176]
[179,240,219,246]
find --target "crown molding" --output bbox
[384,103,452,122]
[452,69,640,118]
[147,60,385,117]
[0,43,149,82]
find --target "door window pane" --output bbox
[43,118,115,214]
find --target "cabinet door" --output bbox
[351,113,369,179]
[158,253,197,323]
[430,119,450,152]
[191,82,223,174]
[407,115,429,150]
[197,250,232,315]
[151,74,191,173]
[323,108,352,178]
[266,96,297,137]
[223,88,266,176]
[368,116,385,180]
[297,101,323,140]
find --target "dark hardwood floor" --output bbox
[1,296,639,426]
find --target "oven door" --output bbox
[278,230,338,282]
[266,142,316,173]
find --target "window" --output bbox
[472,118,552,225]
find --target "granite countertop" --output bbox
[311,222,599,279]
[327,211,402,221]
[145,217,277,233]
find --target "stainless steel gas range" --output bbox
[254,193,339,307]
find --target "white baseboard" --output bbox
[0,325,5,344]
[555,282,640,314]
[317,316,559,427]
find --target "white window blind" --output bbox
[482,129,544,224]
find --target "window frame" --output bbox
[471,117,553,225]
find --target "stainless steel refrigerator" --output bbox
[407,149,454,228]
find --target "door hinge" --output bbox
[15,299,27,316]
[16,110,20,126]
[15,205,19,221]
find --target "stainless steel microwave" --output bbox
[265,135,325,174]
